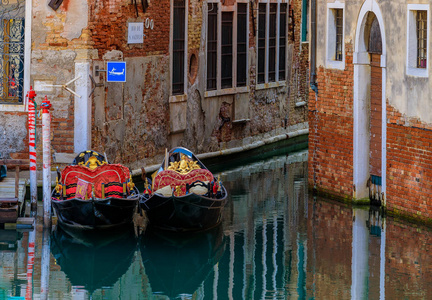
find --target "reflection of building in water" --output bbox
[199,150,309,299]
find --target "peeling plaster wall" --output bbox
[61,0,89,40]
[0,114,27,158]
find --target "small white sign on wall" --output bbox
[128,22,144,44]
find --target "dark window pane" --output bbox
[258,3,266,84]
[172,0,185,95]
[335,9,343,61]
[417,10,427,68]
[237,3,247,87]
[279,4,287,80]
[221,12,233,89]
[207,3,218,90]
[268,3,277,82]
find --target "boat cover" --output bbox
[153,169,214,196]
[61,164,131,199]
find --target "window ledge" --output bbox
[255,81,286,90]
[326,59,345,70]
[205,86,249,98]
[0,104,26,112]
[406,67,429,78]
[232,118,250,124]
[169,94,187,103]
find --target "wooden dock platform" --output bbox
[0,166,28,224]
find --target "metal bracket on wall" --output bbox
[43,76,81,98]
[89,75,104,98]
[95,65,107,77]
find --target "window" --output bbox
[301,0,308,42]
[279,3,287,81]
[326,3,344,70]
[407,4,429,77]
[335,9,343,61]
[237,3,247,87]
[206,2,249,92]
[257,1,289,85]
[417,10,427,68]
[221,12,233,89]
[207,3,218,91]
[172,0,186,95]
[0,2,25,105]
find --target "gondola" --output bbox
[51,150,139,231]
[140,147,228,232]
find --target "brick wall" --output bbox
[386,118,432,222]
[88,0,170,57]
[308,44,354,199]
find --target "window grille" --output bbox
[417,10,427,69]
[237,3,247,87]
[335,9,343,61]
[268,4,277,82]
[172,0,185,95]
[207,3,218,91]
[0,0,25,104]
[257,3,266,84]
[279,4,287,80]
[257,2,289,84]
[221,12,233,89]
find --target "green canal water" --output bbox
[1,145,431,299]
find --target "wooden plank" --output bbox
[0,159,30,165]
[15,166,19,198]
[0,198,18,203]
[17,217,34,225]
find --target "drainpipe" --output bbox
[310,0,318,94]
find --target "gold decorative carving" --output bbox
[167,154,201,174]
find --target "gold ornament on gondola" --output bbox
[167,154,201,174]
[127,174,135,191]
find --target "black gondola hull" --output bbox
[52,196,139,231]
[141,187,227,232]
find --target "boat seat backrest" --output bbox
[61,164,131,199]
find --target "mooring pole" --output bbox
[41,96,52,228]
[27,87,38,214]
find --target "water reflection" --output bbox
[2,148,432,299]
[141,225,226,298]
[50,226,138,295]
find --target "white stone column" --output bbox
[74,61,91,152]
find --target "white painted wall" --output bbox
[74,62,91,152]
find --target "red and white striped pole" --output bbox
[27,87,37,213]
[41,96,52,228]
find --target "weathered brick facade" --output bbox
[0,0,309,176]
[309,0,432,223]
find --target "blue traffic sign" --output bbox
[107,61,126,82]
